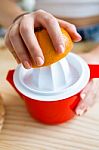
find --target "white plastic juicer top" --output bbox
[14,53,90,101]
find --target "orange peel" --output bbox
[32,28,73,68]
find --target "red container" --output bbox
[6,54,99,125]
[7,69,80,124]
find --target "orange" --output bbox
[33,27,73,68]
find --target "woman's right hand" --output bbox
[5,10,81,69]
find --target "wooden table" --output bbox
[0,42,99,150]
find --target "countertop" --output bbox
[0,41,99,150]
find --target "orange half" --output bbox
[32,28,73,68]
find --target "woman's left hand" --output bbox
[76,78,98,115]
[75,51,99,115]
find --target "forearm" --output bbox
[0,0,24,28]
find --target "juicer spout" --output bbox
[6,70,22,97]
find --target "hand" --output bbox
[76,78,99,116]
[5,10,81,69]
[75,51,99,116]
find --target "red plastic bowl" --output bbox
[6,64,99,124]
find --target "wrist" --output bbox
[1,10,25,28]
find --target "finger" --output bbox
[9,23,32,69]
[80,79,97,100]
[58,19,82,42]
[76,90,96,116]
[80,79,98,107]
[5,32,20,63]
[75,100,88,116]
[35,10,65,53]
[80,80,93,99]
[75,79,98,116]
[20,15,44,66]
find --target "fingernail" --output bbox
[76,102,88,116]
[76,108,86,116]
[80,93,86,100]
[74,33,82,42]
[58,44,65,53]
[75,100,88,116]
[74,31,82,38]
[77,33,82,38]
[35,57,44,66]
[23,61,31,69]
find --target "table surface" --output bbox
[0,41,99,150]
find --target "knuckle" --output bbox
[36,9,45,15]
[69,24,76,30]
[44,15,56,25]
[35,9,45,18]
[22,15,28,21]
[35,9,56,24]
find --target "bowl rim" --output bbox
[13,52,90,101]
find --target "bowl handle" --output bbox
[6,70,22,97]
[6,70,15,88]
[88,64,99,79]
[6,65,99,95]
